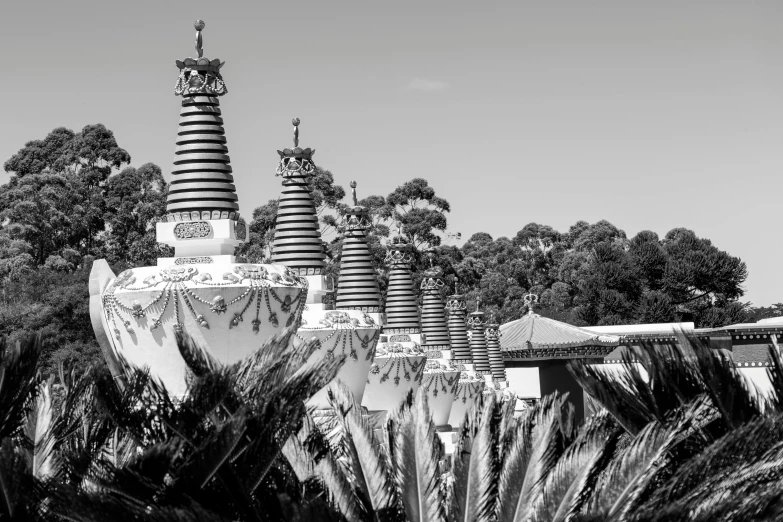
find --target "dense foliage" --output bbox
[0,125,775,378]
[4,329,783,521]
[0,126,170,375]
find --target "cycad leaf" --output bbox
[451,393,501,522]
[0,335,42,439]
[282,413,365,522]
[23,377,59,480]
[327,381,398,514]
[635,415,783,521]
[497,393,570,522]
[535,413,621,522]
[586,395,717,520]
[387,389,446,522]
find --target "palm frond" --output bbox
[23,376,59,480]
[282,413,365,522]
[175,330,220,378]
[767,344,783,413]
[450,392,502,522]
[633,414,783,521]
[683,331,764,429]
[496,393,571,522]
[386,389,446,522]
[568,350,658,435]
[0,334,43,439]
[532,412,622,522]
[327,380,399,516]
[584,395,718,520]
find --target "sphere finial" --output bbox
[292,118,300,127]
[194,20,206,31]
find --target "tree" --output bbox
[0,125,167,376]
[385,178,451,251]
[460,221,749,328]
[102,163,171,267]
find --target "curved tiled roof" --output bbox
[500,313,620,352]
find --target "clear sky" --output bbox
[1,0,780,306]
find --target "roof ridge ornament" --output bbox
[524,293,539,315]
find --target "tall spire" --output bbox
[419,252,450,351]
[335,181,381,312]
[485,319,507,381]
[446,278,471,361]
[383,227,420,333]
[467,300,491,375]
[270,119,325,275]
[167,20,239,221]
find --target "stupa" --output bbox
[485,319,508,385]
[446,289,486,427]
[362,228,426,412]
[446,283,472,362]
[271,125,381,409]
[418,254,459,428]
[89,22,309,396]
[468,300,493,379]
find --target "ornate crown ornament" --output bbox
[524,293,540,315]
[385,222,414,265]
[467,312,485,329]
[174,21,227,96]
[445,294,467,312]
[485,324,501,340]
[339,181,371,231]
[421,265,445,290]
[276,119,316,179]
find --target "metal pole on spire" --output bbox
[195,20,205,58]
[292,118,300,147]
[350,181,358,206]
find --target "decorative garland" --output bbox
[103,266,307,339]
[454,380,484,405]
[368,354,426,387]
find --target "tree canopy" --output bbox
[0,125,168,374]
[0,124,774,378]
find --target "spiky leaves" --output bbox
[327,381,400,520]
[450,393,503,522]
[386,389,447,522]
[0,335,43,439]
[496,393,576,522]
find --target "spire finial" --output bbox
[427,249,435,268]
[524,293,539,315]
[350,181,358,206]
[195,20,205,58]
[395,221,402,237]
[292,118,300,147]
[476,297,481,313]
[454,276,460,295]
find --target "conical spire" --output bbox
[270,119,325,275]
[383,226,420,333]
[467,300,491,375]
[167,21,239,221]
[485,320,507,381]
[446,278,471,361]
[420,253,450,350]
[335,181,381,312]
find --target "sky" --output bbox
[0,0,781,306]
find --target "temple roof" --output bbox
[500,312,621,352]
